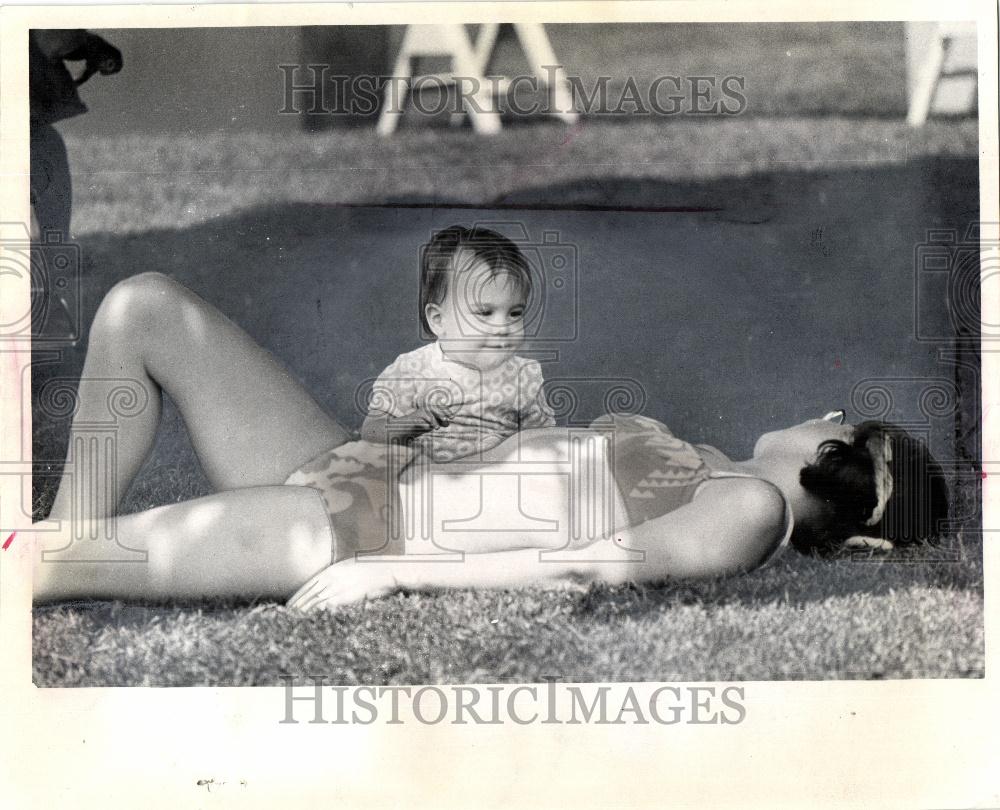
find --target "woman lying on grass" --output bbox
[33,272,948,613]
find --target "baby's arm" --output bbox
[518,360,557,429]
[361,412,420,445]
[361,401,446,445]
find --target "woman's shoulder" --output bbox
[697,475,792,556]
[699,475,785,514]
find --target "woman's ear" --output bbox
[424,303,444,337]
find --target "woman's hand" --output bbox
[287,558,400,613]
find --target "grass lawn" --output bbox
[31,24,984,686]
[33,556,984,686]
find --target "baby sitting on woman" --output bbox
[362,225,556,462]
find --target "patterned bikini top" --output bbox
[590,413,792,549]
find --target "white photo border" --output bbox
[1,1,997,806]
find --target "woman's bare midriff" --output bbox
[398,427,631,556]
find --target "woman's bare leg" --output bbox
[35,486,334,602]
[49,272,348,521]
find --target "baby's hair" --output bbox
[795,420,949,554]
[419,226,533,335]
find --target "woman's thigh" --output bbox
[35,485,334,602]
[99,272,350,488]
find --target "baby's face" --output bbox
[433,261,528,371]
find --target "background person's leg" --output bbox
[29,122,72,238]
[48,272,349,521]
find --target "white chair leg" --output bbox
[907,34,948,127]
[450,23,501,127]
[380,23,577,135]
[514,23,579,123]
[377,32,416,136]
[445,25,502,135]
[470,23,501,73]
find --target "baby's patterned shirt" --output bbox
[368,342,556,462]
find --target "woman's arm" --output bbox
[401,476,787,586]
[287,548,589,612]
[599,476,789,582]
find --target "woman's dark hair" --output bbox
[794,421,949,554]
[419,226,533,335]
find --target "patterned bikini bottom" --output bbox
[283,440,414,563]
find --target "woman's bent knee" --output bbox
[93,272,187,340]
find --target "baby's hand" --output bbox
[413,390,458,429]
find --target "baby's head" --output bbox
[420,226,534,370]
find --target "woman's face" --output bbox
[753,411,854,462]
[751,411,857,535]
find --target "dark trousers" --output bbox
[30,122,72,239]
